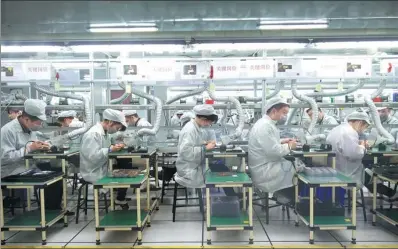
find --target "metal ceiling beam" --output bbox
[3,28,398,44]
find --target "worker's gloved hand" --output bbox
[294,159,307,173]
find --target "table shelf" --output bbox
[210,212,250,227]
[94,175,147,189]
[298,215,354,227]
[373,208,398,226]
[99,210,149,229]
[4,210,64,228]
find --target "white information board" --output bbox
[23,63,52,80]
[178,61,209,80]
[316,58,345,78]
[241,59,274,78]
[344,58,372,78]
[274,58,303,78]
[1,62,25,81]
[212,60,241,79]
[146,60,176,81]
[120,59,148,81]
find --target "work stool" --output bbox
[253,189,291,225]
[75,178,109,224]
[172,178,204,222]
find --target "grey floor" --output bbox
[2,183,398,248]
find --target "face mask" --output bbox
[380,114,389,123]
[29,124,42,131]
[279,115,287,124]
[107,127,118,134]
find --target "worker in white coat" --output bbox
[326,111,370,187]
[306,108,339,143]
[57,110,84,128]
[1,99,51,177]
[169,112,196,139]
[7,107,22,121]
[175,104,218,188]
[170,110,184,126]
[124,110,152,127]
[248,97,305,203]
[369,107,398,146]
[80,109,127,205]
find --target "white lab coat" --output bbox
[175,120,216,188]
[326,123,366,187]
[1,119,39,177]
[369,115,398,146]
[80,123,111,183]
[69,118,85,128]
[248,115,296,193]
[312,114,339,142]
[136,118,151,127]
[170,115,181,126]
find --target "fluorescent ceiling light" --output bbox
[202,18,240,21]
[258,24,328,30]
[88,27,158,33]
[165,18,199,22]
[89,22,156,28]
[1,46,67,53]
[260,19,328,25]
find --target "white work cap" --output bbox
[193,104,218,122]
[24,99,47,121]
[58,110,77,118]
[176,110,184,115]
[376,107,388,111]
[264,97,290,113]
[347,111,371,125]
[103,109,128,131]
[123,110,137,117]
[180,112,195,124]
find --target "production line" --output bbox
[1,55,398,249]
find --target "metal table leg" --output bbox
[146,159,151,227]
[309,187,314,244]
[0,187,5,245]
[351,187,357,244]
[136,188,142,245]
[372,175,378,226]
[206,187,211,245]
[62,159,68,227]
[248,187,254,244]
[94,189,100,245]
[40,188,46,245]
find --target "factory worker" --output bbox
[7,107,22,120]
[169,112,196,139]
[1,99,67,211]
[80,109,128,206]
[248,97,304,203]
[326,111,370,187]
[170,110,184,126]
[1,99,51,177]
[57,110,84,128]
[124,110,152,127]
[369,107,398,146]
[175,104,218,188]
[306,108,339,142]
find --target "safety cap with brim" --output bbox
[103,109,128,131]
[193,104,218,123]
[58,110,77,118]
[123,110,137,117]
[176,110,184,115]
[264,97,290,113]
[24,99,47,121]
[347,111,371,125]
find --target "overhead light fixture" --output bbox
[88,27,158,33]
[258,19,329,30]
[88,22,158,33]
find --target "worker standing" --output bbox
[248,97,304,204]
[170,110,184,126]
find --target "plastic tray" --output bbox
[2,169,63,183]
[109,169,141,178]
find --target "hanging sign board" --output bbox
[380,59,398,76]
[316,58,345,78]
[211,60,241,79]
[274,58,303,78]
[178,61,209,80]
[241,59,274,78]
[301,59,318,77]
[120,60,147,81]
[344,58,372,78]
[146,60,176,81]
[1,62,25,81]
[23,63,52,80]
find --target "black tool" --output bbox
[302,144,310,152]
[378,143,387,151]
[220,144,227,153]
[320,144,332,151]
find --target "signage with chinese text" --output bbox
[23,63,52,80]
[275,58,303,78]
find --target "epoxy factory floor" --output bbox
[2,183,398,249]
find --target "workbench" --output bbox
[204,148,253,245]
[0,148,79,245]
[294,172,357,244]
[367,147,398,227]
[93,148,157,245]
